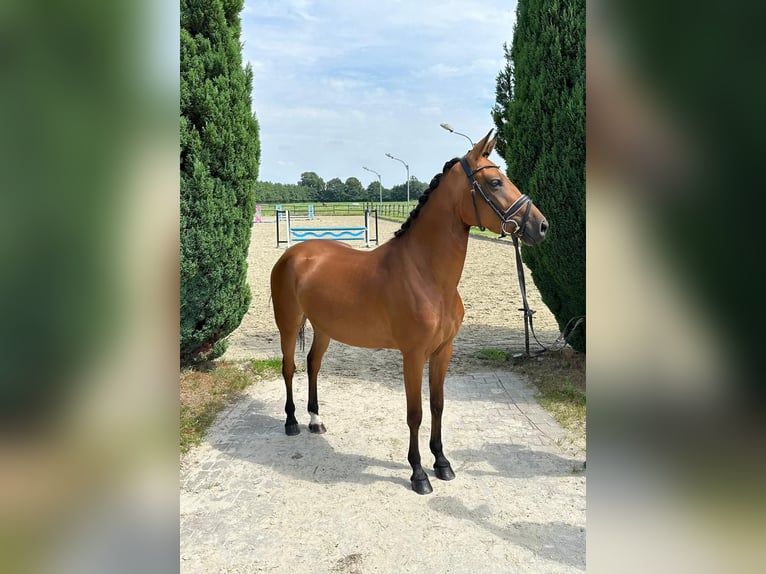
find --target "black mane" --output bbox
[393,158,460,239]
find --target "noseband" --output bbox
[459,156,532,239]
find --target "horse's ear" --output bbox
[467,129,495,164]
[483,132,497,157]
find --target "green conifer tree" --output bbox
[494,0,586,351]
[180,0,260,362]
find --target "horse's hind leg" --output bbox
[272,258,306,436]
[280,328,301,436]
[274,304,304,436]
[429,341,455,481]
[307,329,330,433]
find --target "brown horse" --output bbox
[270,130,548,494]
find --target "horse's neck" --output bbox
[397,190,470,291]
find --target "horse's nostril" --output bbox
[540,219,549,236]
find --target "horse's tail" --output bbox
[298,315,307,352]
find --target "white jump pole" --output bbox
[364,210,370,248]
[286,210,292,247]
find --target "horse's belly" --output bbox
[306,310,397,349]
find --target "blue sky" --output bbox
[241,0,516,187]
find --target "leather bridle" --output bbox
[460,155,541,355]
[459,156,533,239]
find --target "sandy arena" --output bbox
[181,215,586,573]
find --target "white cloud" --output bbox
[415,63,462,80]
[242,0,516,185]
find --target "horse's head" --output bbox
[455,130,548,245]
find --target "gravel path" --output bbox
[180,216,586,573]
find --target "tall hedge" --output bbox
[493,0,586,352]
[180,0,260,363]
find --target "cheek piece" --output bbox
[459,156,532,239]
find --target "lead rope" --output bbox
[512,235,586,357]
[512,234,534,356]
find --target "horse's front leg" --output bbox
[429,341,455,481]
[402,352,431,494]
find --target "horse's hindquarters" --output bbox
[277,242,398,349]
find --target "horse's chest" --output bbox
[413,296,462,337]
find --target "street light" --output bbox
[385,152,410,205]
[439,122,474,146]
[362,166,382,205]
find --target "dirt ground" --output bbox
[180,216,586,573]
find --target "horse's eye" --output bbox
[490,179,503,188]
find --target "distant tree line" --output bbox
[255,172,428,203]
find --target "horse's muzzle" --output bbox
[523,218,549,245]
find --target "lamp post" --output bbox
[362,166,382,205]
[385,152,410,205]
[439,122,474,147]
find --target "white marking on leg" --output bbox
[309,412,323,427]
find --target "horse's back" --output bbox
[272,240,361,288]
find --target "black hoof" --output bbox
[434,463,455,481]
[285,423,300,436]
[411,476,433,495]
[309,423,326,434]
